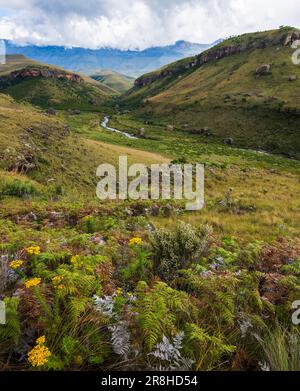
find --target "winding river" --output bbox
[101,116,138,139]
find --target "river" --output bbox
[101,116,138,139]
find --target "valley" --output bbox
[1,27,300,372]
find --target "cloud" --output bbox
[0,0,299,49]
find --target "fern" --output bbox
[135,281,193,351]
[184,323,236,370]
[69,297,89,320]
[0,297,21,347]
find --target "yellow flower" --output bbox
[28,344,51,367]
[129,237,143,246]
[36,336,46,345]
[25,278,41,289]
[57,284,65,290]
[71,255,84,268]
[52,275,64,284]
[116,287,123,296]
[9,260,24,270]
[25,246,41,255]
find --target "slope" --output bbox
[90,70,135,93]
[122,27,300,159]
[0,55,117,111]
[0,93,168,194]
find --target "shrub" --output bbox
[0,178,38,198]
[151,221,213,280]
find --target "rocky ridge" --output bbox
[0,66,83,89]
[134,30,300,88]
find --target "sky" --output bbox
[0,0,299,50]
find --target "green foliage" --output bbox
[281,258,300,275]
[135,281,193,351]
[79,215,121,233]
[151,221,213,280]
[177,269,238,328]
[0,178,38,198]
[237,241,264,269]
[0,298,21,352]
[184,323,236,370]
[121,244,153,283]
[260,326,300,371]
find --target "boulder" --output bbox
[71,110,81,115]
[166,125,174,131]
[255,64,271,76]
[224,138,234,146]
[45,108,56,116]
[289,75,297,82]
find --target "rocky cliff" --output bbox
[0,66,83,89]
[134,30,300,88]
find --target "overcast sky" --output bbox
[0,0,299,50]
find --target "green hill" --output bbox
[122,27,300,159]
[0,55,116,111]
[90,69,134,93]
[0,93,168,194]
[1,38,300,373]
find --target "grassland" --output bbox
[122,29,300,158]
[54,110,300,242]
[1,29,300,372]
[90,70,134,93]
[0,55,116,111]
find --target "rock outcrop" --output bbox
[0,66,83,89]
[134,30,300,89]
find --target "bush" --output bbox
[151,221,213,280]
[0,178,38,198]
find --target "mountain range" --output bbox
[5,39,220,77]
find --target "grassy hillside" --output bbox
[1,30,300,373]
[90,70,134,93]
[0,55,116,110]
[0,93,168,193]
[1,101,300,372]
[122,27,300,159]
[0,54,39,74]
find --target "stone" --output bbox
[45,107,56,116]
[255,64,271,76]
[289,75,297,82]
[224,138,234,145]
[166,125,174,131]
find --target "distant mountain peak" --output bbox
[5,39,217,78]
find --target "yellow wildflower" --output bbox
[25,246,41,255]
[25,278,41,289]
[52,275,64,284]
[28,344,51,367]
[57,284,65,290]
[116,287,123,296]
[9,260,24,270]
[129,237,143,246]
[71,255,84,268]
[36,336,46,345]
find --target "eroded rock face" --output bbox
[283,31,300,46]
[13,68,83,82]
[134,31,300,88]
[0,67,83,89]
